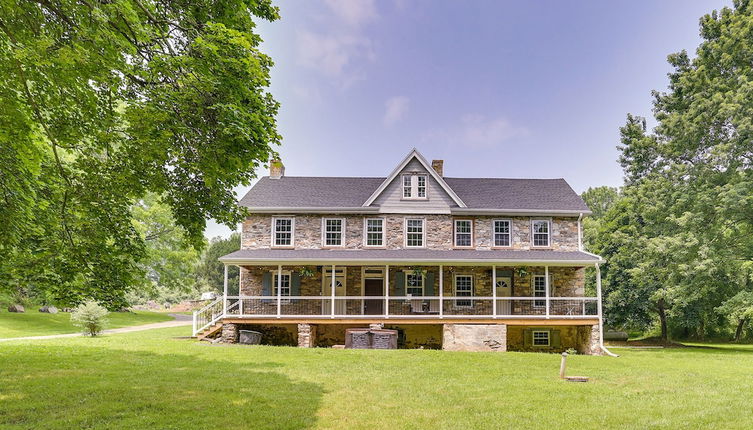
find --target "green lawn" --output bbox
[1,328,752,429]
[0,308,174,338]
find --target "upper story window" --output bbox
[402,174,428,199]
[531,219,550,247]
[364,218,384,247]
[454,219,473,247]
[272,217,294,247]
[405,218,425,247]
[493,220,512,247]
[322,218,345,247]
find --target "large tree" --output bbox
[0,1,280,308]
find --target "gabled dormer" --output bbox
[363,149,466,214]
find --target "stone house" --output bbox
[193,149,607,354]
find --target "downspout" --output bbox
[595,262,618,357]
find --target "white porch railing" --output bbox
[193,296,599,334]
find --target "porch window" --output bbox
[273,272,291,303]
[533,330,550,346]
[402,174,428,200]
[323,218,344,247]
[533,275,547,307]
[454,220,473,247]
[364,218,384,247]
[405,218,425,247]
[454,274,473,307]
[532,220,550,247]
[406,273,424,296]
[493,219,511,247]
[272,217,294,247]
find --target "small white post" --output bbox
[331,264,336,318]
[223,264,228,316]
[545,265,550,319]
[192,311,197,335]
[277,264,282,318]
[492,264,497,318]
[385,265,390,318]
[439,265,444,318]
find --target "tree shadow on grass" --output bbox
[0,343,323,429]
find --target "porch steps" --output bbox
[196,322,223,340]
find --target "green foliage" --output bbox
[0,1,280,308]
[580,186,620,220]
[196,233,240,295]
[70,301,110,336]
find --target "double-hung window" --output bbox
[532,219,550,247]
[272,272,291,303]
[323,218,344,247]
[533,275,548,308]
[406,273,424,296]
[272,217,294,247]
[493,220,511,247]
[364,218,384,247]
[402,174,428,199]
[454,275,473,307]
[454,220,473,247]
[405,218,425,247]
[532,330,550,346]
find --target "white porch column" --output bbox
[492,265,497,318]
[596,262,604,340]
[439,265,443,318]
[545,265,550,319]
[330,264,336,318]
[277,264,282,318]
[223,264,228,316]
[384,265,390,318]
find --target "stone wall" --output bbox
[442,324,507,352]
[241,214,580,251]
[506,325,602,355]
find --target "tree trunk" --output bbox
[734,318,748,342]
[657,298,668,344]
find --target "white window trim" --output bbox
[531,219,551,248]
[453,219,474,248]
[321,217,346,248]
[404,218,426,248]
[532,274,549,308]
[532,330,550,347]
[271,270,292,303]
[401,173,428,200]
[271,217,295,247]
[492,219,513,248]
[454,274,474,308]
[404,271,425,296]
[363,217,386,248]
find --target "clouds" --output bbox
[424,114,528,149]
[323,0,378,27]
[383,96,410,126]
[297,32,373,79]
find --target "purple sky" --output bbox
[205,0,731,238]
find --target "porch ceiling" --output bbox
[219,249,603,266]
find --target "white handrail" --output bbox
[192,296,225,336]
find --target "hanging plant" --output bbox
[298,267,315,278]
[516,267,529,278]
[410,266,426,278]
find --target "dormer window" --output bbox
[402,174,427,199]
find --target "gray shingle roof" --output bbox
[239,176,590,212]
[220,249,601,264]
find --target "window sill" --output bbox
[271,246,295,249]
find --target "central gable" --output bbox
[363,149,465,213]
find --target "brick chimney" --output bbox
[269,158,285,179]
[431,159,444,177]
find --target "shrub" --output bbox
[565,348,578,355]
[70,301,109,336]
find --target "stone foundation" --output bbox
[221,323,239,343]
[442,324,507,352]
[587,324,603,356]
[297,323,316,348]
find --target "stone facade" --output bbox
[241,214,580,251]
[442,324,507,352]
[297,323,316,348]
[221,323,239,343]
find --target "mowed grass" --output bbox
[1,328,752,430]
[0,308,174,338]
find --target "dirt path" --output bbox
[0,313,191,342]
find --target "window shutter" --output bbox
[551,329,561,348]
[395,271,405,296]
[425,272,435,296]
[291,272,301,303]
[262,272,272,303]
[523,329,532,348]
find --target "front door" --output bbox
[322,268,347,315]
[495,276,512,315]
[364,278,384,315]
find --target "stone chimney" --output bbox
[269,158,285,179]
[431,159,444,177]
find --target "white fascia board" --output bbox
[362,148,467,208]
[219,257,602,266]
